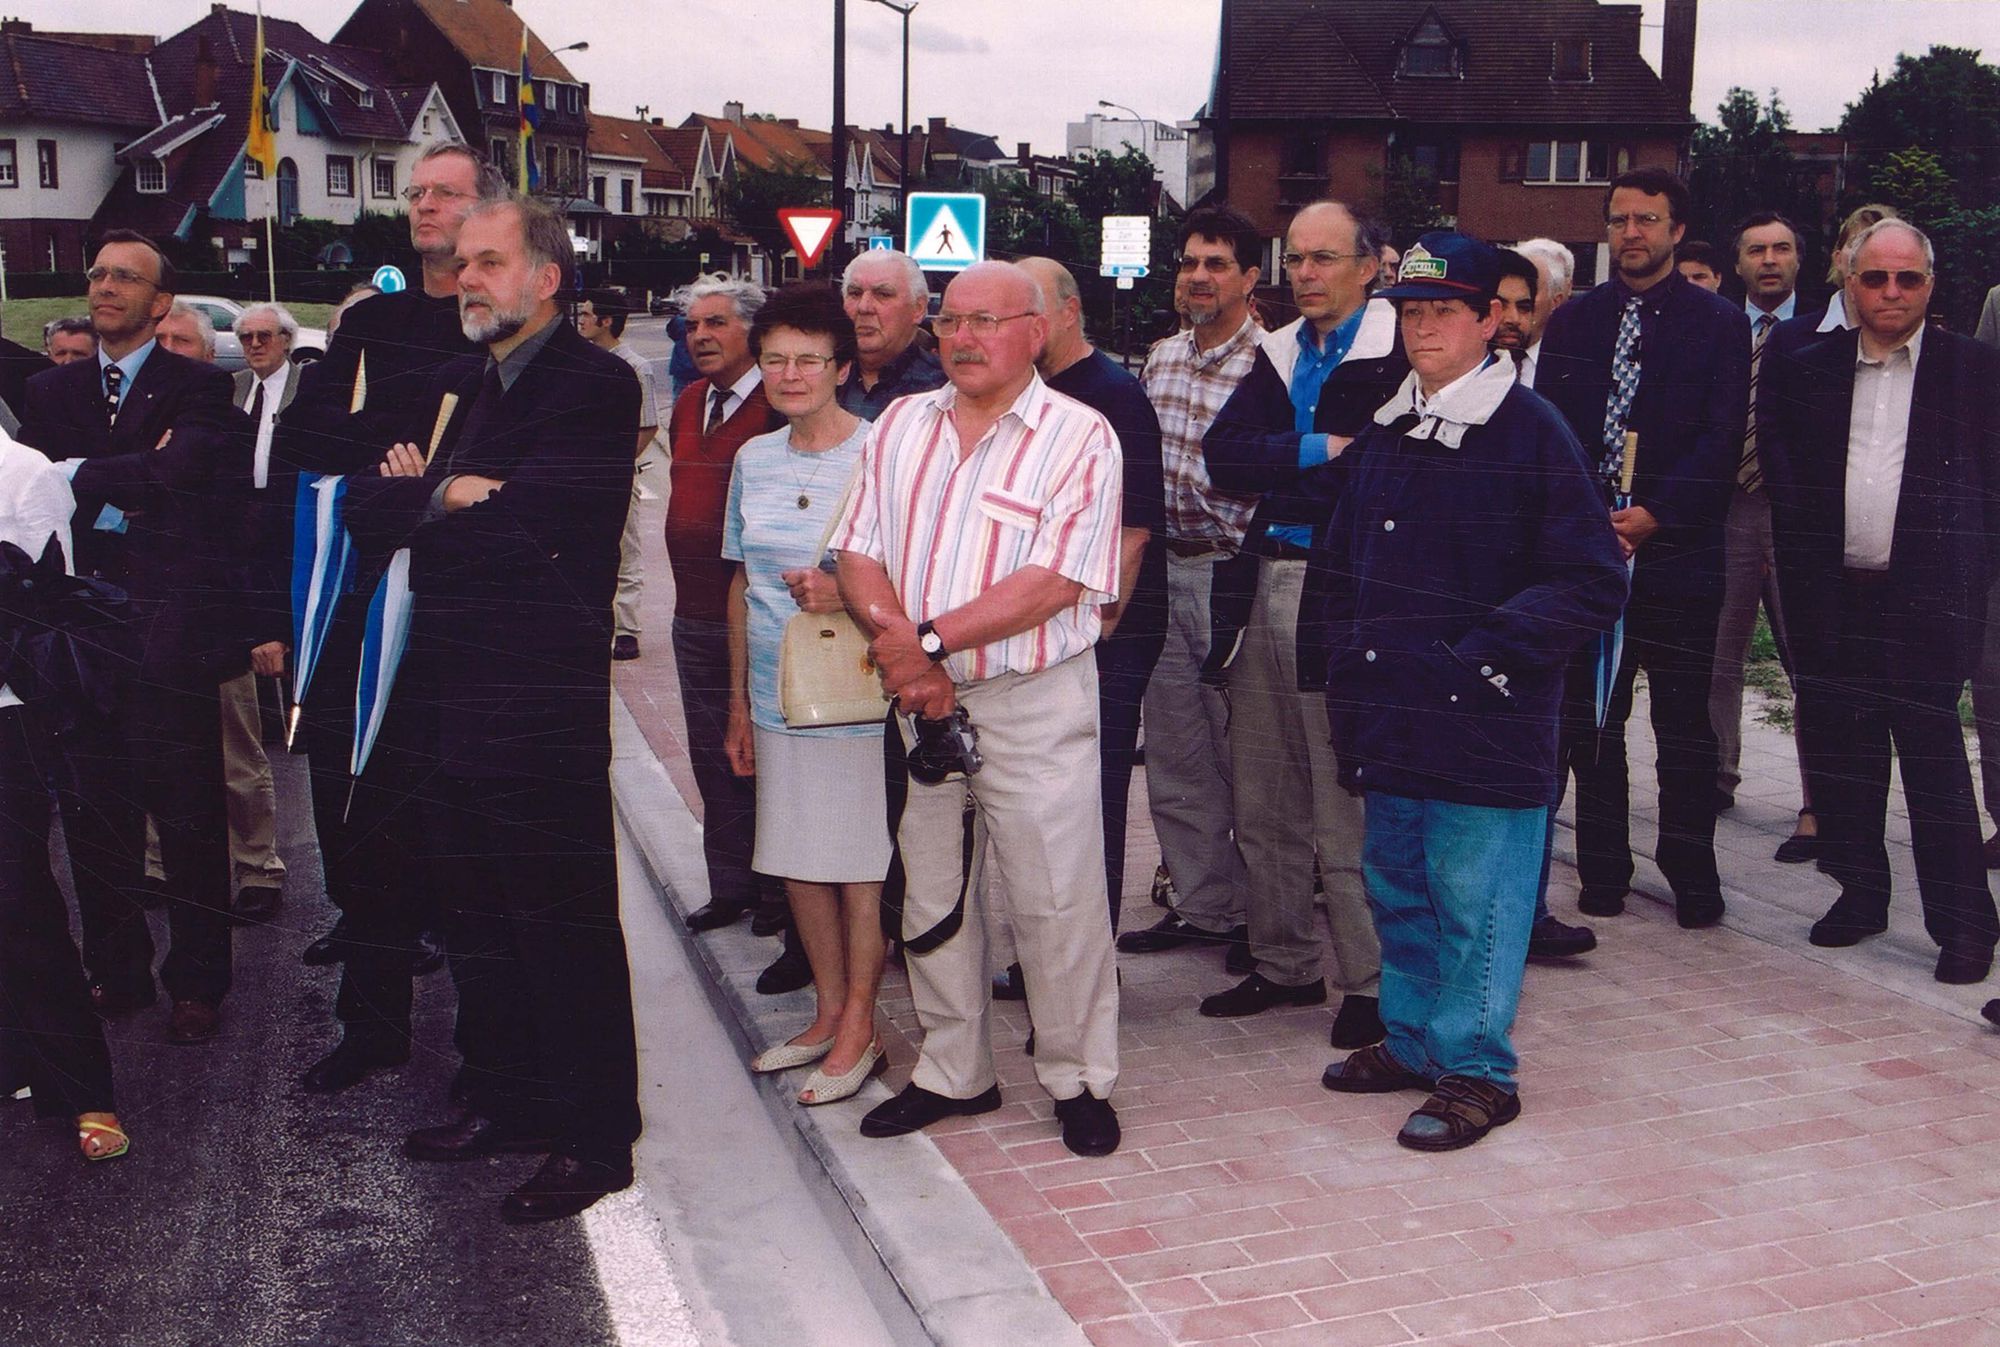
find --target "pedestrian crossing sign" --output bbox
[906,192,986,272]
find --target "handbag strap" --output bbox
[813,455,863,558]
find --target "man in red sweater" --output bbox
[665,277,784,936]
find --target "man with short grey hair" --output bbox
[42,316,96,366]
[155,302,217,362]
[1514,238,1575,308]
[838,249,942,420]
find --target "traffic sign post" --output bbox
[1100,213,1151,273]
[906,192,986,272]
[371,264,408,294]
[867,235,894,252]
[777,207,844,270]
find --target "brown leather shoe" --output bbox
[404,1110,553,1163]
[166,1000,220,1044]
[500,1153,633,1223]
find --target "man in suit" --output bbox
[19,229,244,1044]
[1196,200,1404,1048]
[0,316,51,427]
[344,196,643,1222]
[272,141,498,1094]
[1537,168,1750,932]
[1760,219,2000,985]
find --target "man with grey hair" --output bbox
[155,301,218,362]
[666,275,787,940]
[42,316,96,366]
[838,248,942,420]
[1761,217,2000,985]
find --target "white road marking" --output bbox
[582,1184,705,1347]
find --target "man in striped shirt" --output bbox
[833,261,1126,1158]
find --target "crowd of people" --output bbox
[4,140,1999,1226]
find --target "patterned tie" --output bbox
[1600,296,1642,483]
[705,387,728,434]
[103,364,123,427]
[1738,313,1776,493]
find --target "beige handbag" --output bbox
[777,471,892,728]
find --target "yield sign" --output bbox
[777,207,843,268]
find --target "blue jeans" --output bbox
[1363,793,1545,1089]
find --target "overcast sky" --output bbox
[36,0,1997,150]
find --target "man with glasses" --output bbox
[1538,168,1749,935]
[1194,200,1405,1050]
[836,261,1125,1158]
[18,228,242,1045]
[1117,205,1262,972]
[273,141,501,1093]
[1761,219,2000,985]
[838,249,943,421]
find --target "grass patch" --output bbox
[4,295,337,344]
[1744,608,1976,731]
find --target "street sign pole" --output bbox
[830,0,850,277]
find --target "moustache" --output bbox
[948,351,987,366]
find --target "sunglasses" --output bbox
[1854,269,1931,291]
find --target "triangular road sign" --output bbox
[778,207,843,268]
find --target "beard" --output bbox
[461,291,534,344]
[1179,294,1221,326]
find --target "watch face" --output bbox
[921,630,944,654]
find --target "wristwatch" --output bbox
[916,620,948,662]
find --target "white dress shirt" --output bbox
[1843,325,1924,571]
[704,364,762,429]
[245,360,291,489]
[1746,293,1797,325]
[0,436,77,708]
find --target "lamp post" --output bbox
[1095,99,1155,160]
[865,0,917,237]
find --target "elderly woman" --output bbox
[723,284,890,1106]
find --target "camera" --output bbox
[906,707,982,784]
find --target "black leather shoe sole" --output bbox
[1198,974,1326,1019]
[1774,834,1821,865]
[1115,914,1236,955]
[860,1083,1002,1138]
[686,902,750,933]
[1527,918,1597,960]
[1676,895,1725,930]
[500,1155,634,1223]
[1577,889,1627,917]
[1809,908,1888,948]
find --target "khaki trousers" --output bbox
[898,654,1119,1102]
[144,670,284,892]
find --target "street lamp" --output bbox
[865,0,917,234]
[1096,99,1155,159]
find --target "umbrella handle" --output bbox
[421,392,460,470]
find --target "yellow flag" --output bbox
[247,3,276,175]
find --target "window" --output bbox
[136,157,165,193]
[358,89,374,109]
[421,111,434,135]
[1403,137,1460,184]
[566,86,580,114]
[490,71,507,105]
[619,178,633,213]
[245,156,263,180]
[1399,16,1458,77]
[1553,38,1592,81]
[1518,139,1609,185]
[327,154,354,196]
[37,140,57,190]
[0,140,16,188]
[372,158,395,198]
[592,175,607,207]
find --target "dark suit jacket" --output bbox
[343,320,641,782]
[1538,271,1751,608]
[232,364,303,647]
[1759,324,2000,687]
[17,346,247,687]
[0,335,51,423]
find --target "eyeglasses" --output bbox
[1854,269,1932,291]
[401,184,472,204]
[1176,254,1240,275]
[933,311,1034,338]
[239,330,285,345]
[86,265,158,289]
[1281,250,1370,270]
[1606,213,1668,231]
[757,352,836,375]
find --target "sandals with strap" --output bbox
[1321,1043,1432,1095]
[77,1114,130,1162]
[1397,1075,1520,1152]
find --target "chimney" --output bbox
[928,115,946,138]
[724,100,745,125]
[779,118,798,128]
[1660,0,1697,115]
[651,117,663,126]
[1017,141,1031,168]
[194,36,217,108]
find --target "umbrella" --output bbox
[286,472,357,748]
[1592,430,1640,729]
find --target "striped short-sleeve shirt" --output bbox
[829,374,1122,684]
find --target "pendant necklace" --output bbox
[787,434,832,510]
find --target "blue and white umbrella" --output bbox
[350,545,414,791]
[1592,431,1639,729]
[286,472,358,748]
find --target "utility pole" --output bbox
[830,0,850,276]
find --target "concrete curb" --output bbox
[609,696,1090,1347]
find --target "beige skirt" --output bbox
[750,725,893,883]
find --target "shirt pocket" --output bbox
[975,485,1042,533]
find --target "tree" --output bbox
[1688,88,1820,248]
[719,160,832,268]
[1840,46,2000,213]
[1366,160,1451,245]
[1868,147,1956,227]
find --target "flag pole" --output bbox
[255,1,277,301]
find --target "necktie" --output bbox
[1600,296,1642,483]
[1738,313,1776,493]
[1509,348,1527,381]
[103,364,123,427]
[705,387,728,434]
[248,381,266,427]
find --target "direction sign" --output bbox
[906,192,986,272]
[371,264,407,294]
[777,207,843,269]
[867,235,894,252]
[1100,214,1152,270]
[1098,264,1150,278]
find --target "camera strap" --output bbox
[877,708,976,956]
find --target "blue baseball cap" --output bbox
[1376,231,1500,303]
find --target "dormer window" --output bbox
[1399,15,1458,78]
[1553,38,1592,81]
[136,158,166,193]
[358,89,375,108]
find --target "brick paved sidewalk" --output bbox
[616,487,2000,1346]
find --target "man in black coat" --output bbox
[1759,218,2000,985]
[1537,168,1750,930]
[344,197,643,1223]
[270,141,497,1094]
[0,321,51,428]
[18,229,245,1044]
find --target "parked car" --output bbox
[178,295,330,372]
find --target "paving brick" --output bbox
[1041,1259,1143,1321]
[1738,1303,1905,1347]
[1162,1294,1310,1342]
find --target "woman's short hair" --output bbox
[748,282,859,368]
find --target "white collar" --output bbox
[713,364,762,404]
[1373,355,1513,448]
[1746,293,1796,324]
[1858,323,1924,369]
[1818,291,1849,332]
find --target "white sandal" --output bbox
[751,1036,833,1074]
[798,1042,886,1106]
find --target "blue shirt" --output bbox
[1268,307,1367,548]
[1745,294,1796,325]
[97,338,156,410]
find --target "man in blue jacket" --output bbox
[1317,232,1627,1151]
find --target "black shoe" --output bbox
[1198,972,1326,1019]
[409,929,447,976]
[405,1110,553,1162]
[1328,994,1386,1049]
[686,900,750,933]
[992,962,1026,1001]
[1936,945,1994,986]
[749,905,791,938]
[501,1153,634,1223]
[1054,1093,1121,1157]
[1809,897,1888,948]
[1676,893,1725,930]
[1577,888,1627,917]
[1528,915,1597,959]
[1982,999,2000,1026]
[1222,925,1254,975]
[301,926,352,966]
[1774,833,1821,865]
[301,1037,409,1094]
[1713,788,1736,813]
[1115,912,1235,955]
[231,884,283,924]
[755,940,813,995]
[88,976,157,1018]
[167,999,221,1044]
[861,1082,1003,1138]
[611,635,640,661]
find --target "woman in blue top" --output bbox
[723,285,891,1105]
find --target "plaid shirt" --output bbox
[1142,315,1262,547]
